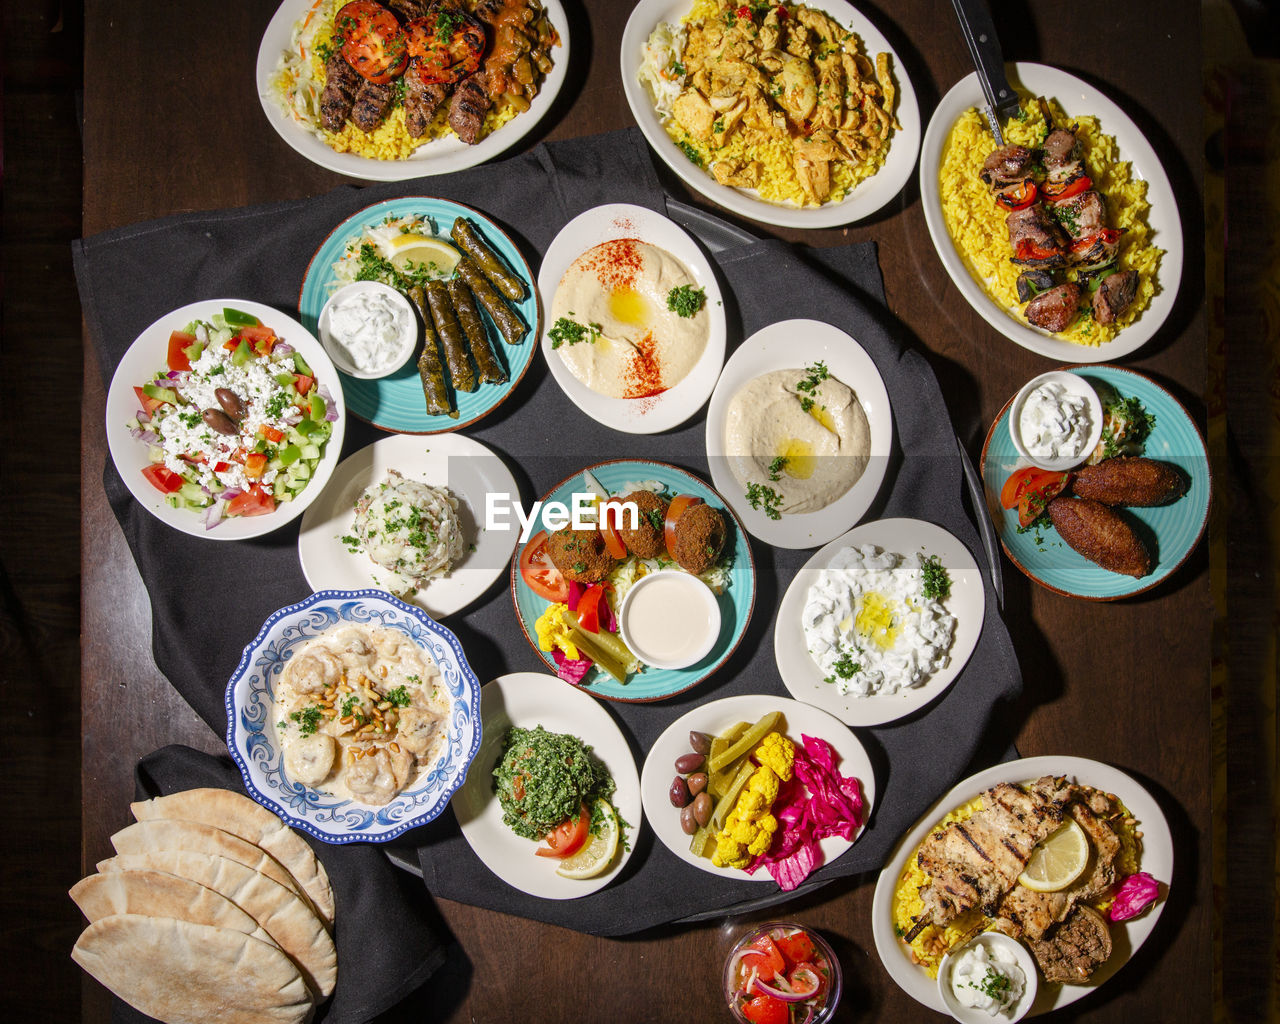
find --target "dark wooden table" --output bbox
[80,2,1210,1021]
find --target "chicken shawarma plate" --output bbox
[638,0,901,208]
[891,774,1166,989]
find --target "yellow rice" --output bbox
[890,786,1143,978]
[939,96,1162,346]
[661,0,895,208]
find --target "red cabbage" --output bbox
[1109,871,1162,921]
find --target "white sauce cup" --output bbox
[617,570,721,671]
[318,281,418,380]
[1008,369,1104,472]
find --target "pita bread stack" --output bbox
[70,788,337,1024]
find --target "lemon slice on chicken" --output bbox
[1018,817,1090,892]
[555,799,620,880]
[382,234,460,279]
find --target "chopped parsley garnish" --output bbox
[795,361,830,413]
[385,685,412,708]
[1099,394,1156,459]
[767,455,788,481]
[645,508,665,532]
[265,392,289,418]
[677,140,704,167]
[670,60,686,76]
[920,554,952,601]
[340,694,363,719]
[824,650,860,685]
[340,533,361,553]
[971,967,1013,1001]
[289,705,323,736]
[435,9,463,40]
[745,482,784,520]
[548,317,602,349]
[666,284,706,318]
[572,561,587,574]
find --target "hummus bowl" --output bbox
[538,203,727,434]
[226,589,482,843]
[706,319,892,548]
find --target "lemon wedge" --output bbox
[1018,817,1090,892]
[555,799,620,880]
[382,234,460,278]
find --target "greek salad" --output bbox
[126,307,337,528]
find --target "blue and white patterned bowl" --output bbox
[225,589,482,843]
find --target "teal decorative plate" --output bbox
[298,196,541,434]
[981,365,1210,600]
[510,460,756,702]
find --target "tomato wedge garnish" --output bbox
[576,583,608,634]
[1000,466,1069,510]
[741,935,786,982]
[663,494,703,560]
[133,385,165,417]
[226,484,276,518]
[336,0,409,84]
[534,803,589,858]
[1009,469,1072,527]
[598,500,629,559]
[166,330,196,372]
[141,464,184,495]
[518,530,571,603]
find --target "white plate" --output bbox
[621,0,920,228]
[774,518,985,726]
[105,299,346,541]
[297,432,519,617]
[705,319,892,548]
[920,63,1183,362]
[537,203,728,434]
[450,672,642,899]
[255,0,570,181]
[641,694,875,879]
[871,755,1174,1016]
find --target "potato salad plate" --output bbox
[774,518,985,727]
[622,0,920,228]
[257,0,570,181]
[921,63,1182,362]
[871,755,1174,1016]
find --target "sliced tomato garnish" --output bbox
[518,530,571,603]
[226,484,276,517]
[336,0,409,84]
[133,385,165,416]
[598,500,629,559]
[166,330,196,372]
[534,803,589,858]
[663,494,703,559]
[141,464,185,494]
[576,584,608,634]
[1012,470,1072,527]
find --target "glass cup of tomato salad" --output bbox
[723,921,842,1024]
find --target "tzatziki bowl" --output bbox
[225,589,482,844]
[1008,369,1103,472]
[318,281,418,380]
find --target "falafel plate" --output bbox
[510,460,756,702]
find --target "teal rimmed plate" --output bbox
[981,365,1210,600]
[298,197,541,434]
[510,460,756,702]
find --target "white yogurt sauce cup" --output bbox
[319,281,417,379]
[1008,369,1103,471]
[617,570,721,670]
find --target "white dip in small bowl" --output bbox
[319,281,417,379]
[938,933,1038,1023]
[617,570,721,670]
[1009,369,1103,472]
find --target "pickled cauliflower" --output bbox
[753,732,796,781]
[534,603,579,660]
[713,764,782,869]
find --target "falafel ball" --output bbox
[615,490,669,560]
[546,525,617,584]
[671,503,727,575]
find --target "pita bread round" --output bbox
[132,789,334,927]
[69,870,271,946]
[95,852,337,998]
[111,819,305,905]
[73,914,313,1024]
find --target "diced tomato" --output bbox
[141,464,184,495]
[336,0,409,84]
[534,803,589,859]
[576,584,608,634]
[598,500,628,559]
[786,963,824,998]
[739,994,789,1024]
[226,484,276,518]
[243,452,269,480]
[294,373,314,396]
[774,931,817,967]
[238,325,277,355]
[518,530,571,603]
[259,424,285,443]
[741,935,786,982]
[133,385,165,416]
[166,330,196,372]
[663,494,703,559]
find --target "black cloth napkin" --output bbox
[75,127,1022,941]
[108,745,447,1024]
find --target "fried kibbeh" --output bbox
[1071,457,1186,507]
[546,525,617,584]
[1047,497,1152,577]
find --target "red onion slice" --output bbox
[752,977,809,1004]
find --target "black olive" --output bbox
[202,408,239,436]
[215,387,245,421]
